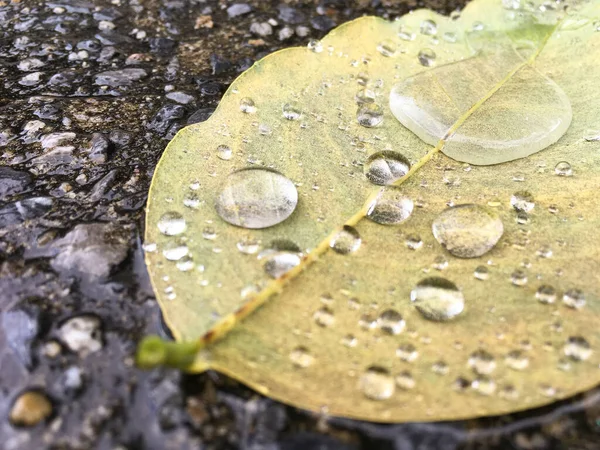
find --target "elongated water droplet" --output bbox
[366,187,414,225]
[215,168,298,229]
[377,39,397,57]
[162,242,189,261]
[364,151,410,185]
[410,277,464,321]
[472,376,496,395]
[432,204,503,258]
[259,239,302,279]
[157,211,186,236]
[330,225,361,254]
[357,104,384,128]
[360,366,395,400]
[405,234,423,250]
[474,265,489,280]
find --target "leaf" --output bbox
[139,0,600,422]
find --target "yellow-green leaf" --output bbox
[140,0,600,422]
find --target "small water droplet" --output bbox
[202,227,217,240]
[366,187,414,225]
[536,285,557,304]
[554,161,572,176]
[308,39,323,53]
[260,240,302,279]
[237,238,261,254]
[364,151,410,185]
[410,277,464,321]
[431,255,448,271]
[502,0,521,10]
[216,144,233,161]
[398,26,415,41]
[330,226,361,255]
[443,32,457,43]
[378,309,405,335]
[563,336,592,361]
[405,234,423,250]
[563,289,585,309]
[432,204,504,258]
[162,242,189,261]
[432,360,449,375]
[358,314,378,330]
[355,88,376,105]
[468,349,496,375]
[282,102,302,120]
[342,334,357,347]
[183,193,201,209]
[472,376,496,395]
[418,48,436,67]
[357,104,384,128]
[157,211,186,236]
[313,306,335,327]
[215,168,298,229]
[510,269,528,286]
[511,191,535,212]
[176,256,195,272]
[505,350,529,371]
[377,39,397,57]
[474,265,489,280]
[472,21,485,31]
[240,97,257,114]
[396,343,418,362]
[360,366,395,400]
[289,346,314,368]
[395,371,415,390]
[420,19,437,35]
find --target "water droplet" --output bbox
[563,289,585,309]
[511,191,535,212]
[307,39,323,53]
[432,360,449,375]
[410,277,464,321]
[217,144,232,161]
[472,376,496,395]
[432,204,504,258]
[157,211,186,236]
[536,245,552,258]
[420,19,438,35]
[176,256,195,272]
[357,72,369,85]
[377,39,397,57]
[443,32,457,43]
[342,334,357,347]
[357,104,384,128]
[260,240,302,279]
[468,349,496,375]
[431,255,448,271]
[536,285,557,304]
[505,350,529,371]
[355,88,376,105]
[358,314,378,330]
[472,21,485,31]
[474,265,489,280]
[502,0,521,10]
[313,306,335,327]
[162,242,189,261]
[564,336,592,361]
[510,269,528,286]
[395,371,415,390]
[289,346,314,368]
[396,343,418,362]
[366,187,414,225]
[237,238,261,254]
[240,97,257,114]
[360,366,395,400]
[215,168,298,229]
[330,226,361,255]
[398,26,415,41]
[418,48,436,67]
[554,161,572,176]
[378,309,405,335]
[364,151,410,185]
[282,102,302,120]
[183,193,201,209]
[405,234,423,250]
[202,227,217,240]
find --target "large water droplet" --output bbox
[366,187,414,225]
[215,168,298,229]
[157,211,186,236]
[357,104,384,128]
[307,39,323,53]
[216,144,233,161]
[410,277,464,321]
[360,366,395,400]
[377,309,405,335]
[330,225,361,254]
[364,151,410,185]
[432,204,504,258]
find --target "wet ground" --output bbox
[1,0,600,448]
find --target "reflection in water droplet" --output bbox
[157,211,186,236]
[432,204,504,258]
[378,309,405,335]
[405,234,423,250]
[418,48,436,67]
[395,371,415,390]
[511,191,535,212]
[468,349,496,375]
[564,336,592,361]
[357,104,384,128]
[313,306,335,327]
[474,265,489,280]
[364,151,410,185]
[360,366,395,400]
[563,289,585,309]
[215,168,298,229]
[240,97,257,114]
[536,285,557,304]
[308,39,323,53]
[237,238,261,254]
[282,102,302,120]
[377,39,397,57]
[505,350,529,371]
[554,161,572,176]
[289,346,314,368]
[330,226,361,255]
[420,19,437,35]
[410,277,464,321]
[510,269,528,286]
[162,242,189,261]
[396,343,418,362]
[366,187,414,225]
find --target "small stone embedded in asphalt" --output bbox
[0,167,32,197]
[147,104,186,134]
[187,107,215,124]
[250,22,273,37]
[278,5,306,24]
[57,314,103,356]
[227,3,252,18]
[94,68,147,86]
[86,133,110,164]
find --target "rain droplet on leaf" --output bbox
[364,151,410,185]
[240,97,257,114]
[330,225,362,254]
[366,187,414,225]
[157,211,186,236]
[410,277,464,321]
[360,366,395,400]
[357,104,384,128]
